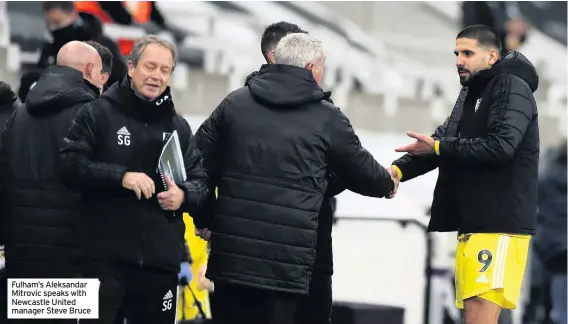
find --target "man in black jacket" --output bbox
[240,21,342,324]
[392,25,539,324]
[58,35,208,324]
[194,32,395,324]
[0,40,104,323]
[18,1,126,101]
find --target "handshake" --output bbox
[386,166,401,199]
[385,129,439,199]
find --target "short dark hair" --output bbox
[42,1,76,13]
[260,21,308,62]
[457,25,502,53]
[84,41,113,75]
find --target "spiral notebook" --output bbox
[158,130,186,217]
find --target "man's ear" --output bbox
[488,49,500,66]
[305,62,314,71]
[85,62,94,80]
[267,50,276,64]
[127,60,134,78]
[102,72,110,85]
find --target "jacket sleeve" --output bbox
[438,76,535,165]
[391,116,450,182]
[191,98,229,228]
[177,118,210,216]
[58,103,128,189]
[328,108,394,197]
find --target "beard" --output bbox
[457,67,473,86]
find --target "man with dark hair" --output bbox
[234,22,339,324]
[194,31,395,324]
[391,25,539,324]
[260,21,307,63]
[262,22,340,324]
[84,40,115,90]
[18,1,126,101]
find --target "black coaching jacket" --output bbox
[58,77,209,273]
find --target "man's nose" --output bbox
[456,56,465,67]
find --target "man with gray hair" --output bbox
[194,32,396,324]
[58,35,209,324]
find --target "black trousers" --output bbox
[211,282,301,324]
[295,270,333,324]
[80,260,178,324]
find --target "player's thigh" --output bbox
[462,234,529,309]
[463,296,501,324]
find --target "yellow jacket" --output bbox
[176,213,211,320]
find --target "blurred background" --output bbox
[0,1,566,324]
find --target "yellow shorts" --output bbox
[455,233,530,309]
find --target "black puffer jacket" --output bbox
[195,64,393,294]
[393,52,539,235]
[58,77,209,273]
[244,70,345,276]
[0,65,99,278]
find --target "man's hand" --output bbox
[157,176,185,211]
[195,228,212,241]
[386,167,400,199]
[122,172,155,200]
[395,131,436,156]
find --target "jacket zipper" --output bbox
[138,122,149,268]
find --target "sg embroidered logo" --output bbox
[117,127,131,146]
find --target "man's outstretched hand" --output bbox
[395,131,436,156]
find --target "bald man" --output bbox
[0,40,103,323]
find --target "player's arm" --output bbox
[391,116,450,182]
[436,76,535,165]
